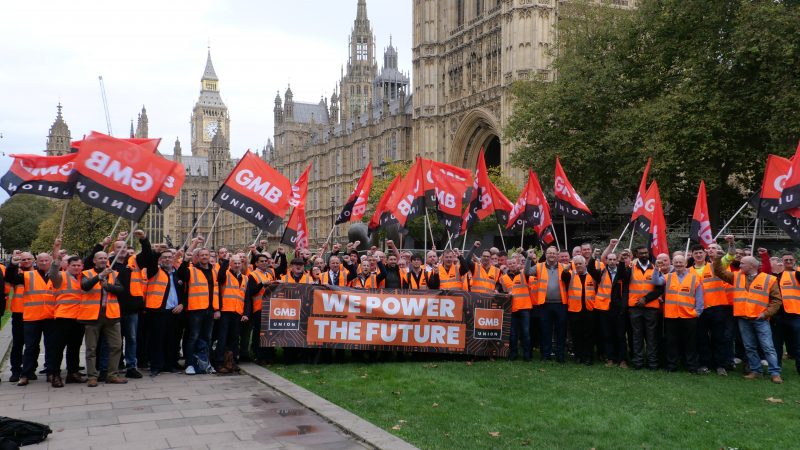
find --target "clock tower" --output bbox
[190,49,230,157]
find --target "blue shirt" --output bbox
[165,270,179,309]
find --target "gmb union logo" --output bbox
[268,298,301,331]
[473,308,503,340]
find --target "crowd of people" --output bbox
[0,230,797,388]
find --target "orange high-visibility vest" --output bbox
[145,269,170,310]
[470,264,500,294]
[78,269,120,320]
[438,264,462,290]
[405,269,429,290]
[663,272,700,319]
[22,270,55,321]
[594,270,614,311]
[1,264,11,312]
[281,272,312,284]
[221,270,246,315]
[11,271,25,313]
[695,264,732,309]
[732,272,775,319]
[127,255,144,297]
[534,262,567,306]
[629,264,659,309]
[779,271,800,315]
[54,271,83,319]
[350,274,378,289]
[322,269,349,286]
[567,272,596,313]
[501,273,534,312]
[250,269,273,314]
[187,265,219,311]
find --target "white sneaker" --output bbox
[761,359,768,367]
[207,366,216,374]
[185,366,196,375]
[733,358,742,365]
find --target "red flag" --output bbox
[368,175,402,232]
[634,182,659,238]
[281,206,308,249]
[630,158,652,223]
[433,169,466,235]
[553,157,592,220]
[688,181,713,248]
[155,161,186,210]
[649,181,669,256]
[1,153,77,199]
[387,158,426,229]
[778,141,800,211]
[508,169,545,232]
[71,133,161,154]
[750,155,800,242]
[289,163,311,208]
[72,133,176,221]
[213,150,292,233]
[461,149,513,233]
[337,162,373,224]
[421,158,473,208]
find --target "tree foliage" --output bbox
[506,0,800,226]
[31,198,118,255]
[0,195,55,252]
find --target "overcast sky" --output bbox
[0,0,412,201]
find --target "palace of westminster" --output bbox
[41,0,635,249]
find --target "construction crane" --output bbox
[98,75,112,135]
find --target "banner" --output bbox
[289,163,311,209]
[421,158,473,209]
[649,181,669,256]
[337,162,372,224]
[688,180,713,248]
[155,161,186,210]
[72,133,176,221]
[630,158,652,224]
[213,150,292,234]
[368,174,402,233]
[778,141,800,211]
[1,153,76,199]
[281,206,309,249]
[260,284,511,357]
[634,181,659,238]
[387,158,426,229]
[433,169,466,235]
[507,169,544,233]
[553,156,592,220]
[71,134,161,154]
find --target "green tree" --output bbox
[0,195,55,252]
[31,199,118,255]
[506,0,800,227]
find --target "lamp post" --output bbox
[191,190,198,237]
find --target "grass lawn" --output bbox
[273,357,800,449]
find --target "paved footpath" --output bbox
[0,363,370,450]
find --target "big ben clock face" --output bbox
[204,121,219,141]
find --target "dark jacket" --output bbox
[141,238,187,312]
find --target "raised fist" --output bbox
[610,239,619,246]
[474,241,481,248]
[101,236,113,247]
[724,235,735,243]
[386,240,395,248]
[134,229,146,239]
[117,231,129,241]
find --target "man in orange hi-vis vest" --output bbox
[713,251,784,384]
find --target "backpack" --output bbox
[0,417,52,446]
[194,339,212,374]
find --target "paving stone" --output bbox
[112,397,174,408]
[156,415,223,429]
[117,410,182,424]
[88,420,161,436]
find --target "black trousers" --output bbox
[22,319,54,377]
[49,318,84,375]
[629,307,660,369]
[10,312,24,376]
[148,311,181,372]
[602,309,628,363]
[137,310,150,367]
[664,317,699,372]
[216,312,242,365]
[540,303,567,361]
[569,309,595,363]
[697,305,734,370]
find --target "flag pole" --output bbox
[204,208,222,249]
[109,216,123,243]
[627,224,636,250]
[520,222,525,250]
[462,229,468,252]
[246,229,263,261]
[750,218,758,252]
[497,223,507,252]
[423,210,428,257]
[110,220,137,269]
[322,224,336,251]
[611,222,630,253]
[58,200,70,237]
[684,238,691,256]
[562,215,568,252]
[551,224,561,251]
[181,199,213,249]
[713,201,749,241]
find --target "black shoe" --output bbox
[38,369,47,375]
[97,370,108,382]
[28,373,38,381]
[126,368,143,379]
[9,374,20,383]
[149,370,160,377]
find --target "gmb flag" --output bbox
[213,150,292,234]
[337,162,373,225]
[1,153,77,199]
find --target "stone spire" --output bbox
[136,105,149,138]
[203,48,218,82]
[130,120,135,138]
[173,137,182,158]
[46,103,72,156]
[274,91,283,125]
[284,85,294,120]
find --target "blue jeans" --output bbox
[184,310,214,369]
[738,318,780,376]
[540,303,567,361]
[510,309,532,360]
[121,313,139,369]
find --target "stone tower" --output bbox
[273,91,283,125]
[373,36,409,106]
[208,119,229,182]
[45,103,72,156]
[338,0,377,124]
[190,49,230,157]
[135,105,149,138]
